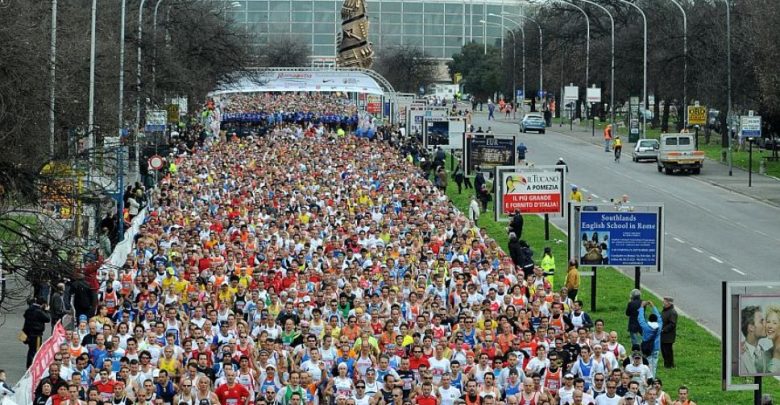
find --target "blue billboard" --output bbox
[577,211,660,267]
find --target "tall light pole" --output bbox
[118,0,126,136]
[482,19,517,102]
[667,0,687,129]
[503,12,542,98]
[616,0,647,139]
[490,13,526,105]
[152,0,164,104]
[49,0,57,158]
[535,0,588,92]
[574,0,614,127]
[135,0,148,179]
[721,0,732,176]
[87,0,97,158]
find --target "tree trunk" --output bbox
[661,100,670,133]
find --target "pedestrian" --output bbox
[469,195,480,224]
[453,162,466,193]
[509,210,524,239]
[488,102,495,120]
[626,289,643,347]
[565,260,580,300]
[570,185,583,202]
[555,157,568,174]
[603,124,613,152]
[661,296,678,368]
[435,166,448,193]
[517,142,528,165]
[505,102,512,119]
[69,272,97,320]
[475,171,490,211]
[638,301,663,378]
[541,247,556,287]
[23,297,51,368]
[508,232,523,268]
[49,282,67,331]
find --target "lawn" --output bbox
[443,155,778,404]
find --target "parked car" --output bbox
[520,113,546,134]
[632,139,659,162]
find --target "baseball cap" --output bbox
[79,314,88,322]
[632,351,642,359]
[564,373,574,379]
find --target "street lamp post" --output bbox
[721,0,733,176]
[616,0,647,139]
[503,12,542,98]
[482,19,516,103]
[489,13,526,106]
[49,0,57,158]
[667,0,687,130]
[152,0,165,104]
[574,0,614,127]
[87,0,97,159]
[135,0,148,179]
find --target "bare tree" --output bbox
[375,45,439,94]
[255,36,312,68]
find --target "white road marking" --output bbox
[591,194,599,198]
[673,237,685,243]
[692,247,704,253]
[581,188,588,192]
[732,268,746,276]
[710,256,723,264]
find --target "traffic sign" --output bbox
[740,114,761,138]
[149,155,164,171]
[516,88,524,101]
[145,110,167,132]
[688,105,707,126]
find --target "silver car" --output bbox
[632,139,659,162]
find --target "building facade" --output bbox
[226,0,527,60]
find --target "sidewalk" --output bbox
[484,112,780,208]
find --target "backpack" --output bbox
[641,327,658,356]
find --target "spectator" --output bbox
[638,301,663,378]
[625,289,643,347]
[661,297,678,369]
[23,297,51,367]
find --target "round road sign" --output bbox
[149,155,164,171]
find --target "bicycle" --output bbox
[614,146,622,162]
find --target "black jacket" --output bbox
[508,238,524,268]
[70,278,96,315]
[625,298,642,334]
[509,213,524,238]
[661,305,678,343]
[23,303,50,337]
[49,291,66,319]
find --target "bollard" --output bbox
[760,158,767,174]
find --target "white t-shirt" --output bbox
[428,357,451,385]
[594,394,622,405]
[438,386,462,405]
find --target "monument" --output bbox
[336,0,374,68]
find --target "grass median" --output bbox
[442,157,778,403]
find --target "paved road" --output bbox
[470,112,780,335]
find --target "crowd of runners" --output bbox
[25,92,701,405]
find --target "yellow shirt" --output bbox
[570,191,583,202]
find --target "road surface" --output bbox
[472,112,780,335]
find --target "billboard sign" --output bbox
[568,203,664,272]
[462,133,516,176]
[687,105,707,126]
[423,117,467,149]
[723,281,780,392]
[495,165,565,221]
[586,87,601,103]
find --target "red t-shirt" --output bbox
[215,382,250,405]
[416,394,437,405]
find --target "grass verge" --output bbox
[444,156,778,404]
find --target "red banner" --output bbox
[503,192,561,214]
[367,102,381,114]
[28,322,67,397]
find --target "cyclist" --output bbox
[613,136,622,162]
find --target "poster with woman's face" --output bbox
[735,295,780,376]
